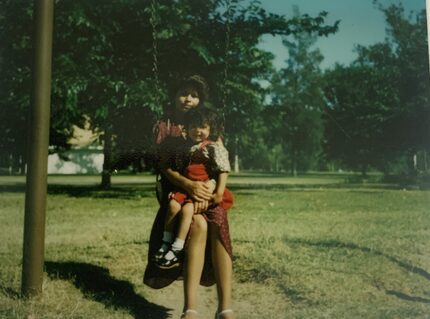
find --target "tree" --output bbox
[380,4,430,171]
[269,8,328,175]
[323,4,429,175]
[323,59,398,175]
[0,1,33,174]
[1,0,338,183]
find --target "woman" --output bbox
[144,75,235,319]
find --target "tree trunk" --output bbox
[19,154,26,175]
[361,164,367,177]
[291,151,297,176]
[8,154,13,175]
[424,150,428,171]
[234,154,239,173]
[101,126,112,189]
[233,137,239,173]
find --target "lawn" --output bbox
[0,174,429,318]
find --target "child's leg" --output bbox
[165,199,182,232]
[157,200,181,257]
[160,203,194,266]
[167,203,194,253]
[176,203,194,241]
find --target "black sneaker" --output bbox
[156,248,183,269]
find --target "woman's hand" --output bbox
[185,180,213,202]
[163,168,214,202]
[193,200,209,214]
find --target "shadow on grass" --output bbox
[285,238,430,282]
[285,238,430,304]
[45,261,170,319]
[0,184,26,193]
[0,184,155,200]
[228,183,409,192]
[48,185,155,199]
[385,290,430,304]
[234,254,305,303]
[0,285,20,299]
[0,179,423,195]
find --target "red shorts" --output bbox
[169,163,234,210]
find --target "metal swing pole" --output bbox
[21,0,54,297]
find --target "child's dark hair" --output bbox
[185,107,223,141]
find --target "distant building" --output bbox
[48,122,104,174]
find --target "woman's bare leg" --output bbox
[210,223,235,318]
[183,215,207,314]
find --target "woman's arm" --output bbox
[163,168,213,202]
[163,168,215,214]
[158,135,213,202]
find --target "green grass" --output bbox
[1,175,429,318]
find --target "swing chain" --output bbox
[221,0,232,131]
[150,0,161,108]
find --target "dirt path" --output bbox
[143,278,289,318]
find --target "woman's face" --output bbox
[175,86,200,113]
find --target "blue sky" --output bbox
[257,0,426,69]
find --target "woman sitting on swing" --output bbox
[144,75,235,319]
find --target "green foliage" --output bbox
[268,9,326,175]
[0,1,33,171]
[0,0,338,179]
[323,4,429,175]
[323,62,398,174]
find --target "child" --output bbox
[155,107,233,269]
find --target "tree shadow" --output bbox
[0,285,20,299]
[385,290,430,304]
[285,237,430,304]
[0,184,26,193]
[45,261,171,319]
[47,185,155,199]
[227,183,408,192]
[0,182,155,200]
[284,238,430,282]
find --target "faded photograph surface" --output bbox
[0,0,429,318]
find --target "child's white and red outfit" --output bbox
[169,139,234,211]
[144,115,234,289]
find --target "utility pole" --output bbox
[21,0,54,297]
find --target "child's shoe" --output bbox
[156,248,183,269]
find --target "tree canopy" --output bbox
[1,1,427,180]
[323,4,429,175]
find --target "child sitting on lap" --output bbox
[155,107,233,268]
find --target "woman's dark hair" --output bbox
[185,107,223,141]
[172,74,209,104]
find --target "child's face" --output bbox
[188,123,210,143]
[175,86,200,113]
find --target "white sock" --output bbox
[164,250,176,261]
[164,239,184,261]
[171,238,185,252]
